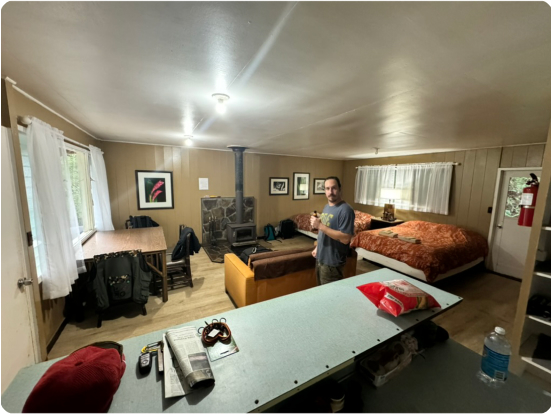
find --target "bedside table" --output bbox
[370,217,405,230]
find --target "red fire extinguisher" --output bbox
[518,173,539,227]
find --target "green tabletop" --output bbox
[3,269,462,413]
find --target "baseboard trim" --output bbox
[46,318,68,357]
[487,270,523,282]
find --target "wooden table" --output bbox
[82,227,169,302]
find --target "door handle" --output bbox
[17,278,33,288]
[497,225,503,229]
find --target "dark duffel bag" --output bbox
[239,246,271,265]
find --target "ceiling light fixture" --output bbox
[212,93,230,114]
[374,147,379,155]
[184,135,194,147]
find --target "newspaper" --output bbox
[163,326,215,398]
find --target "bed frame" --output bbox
[355,247,484,283]
[296,229,318,239]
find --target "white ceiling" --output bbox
[2,2,550,160]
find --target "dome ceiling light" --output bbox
[212,93,230,114]
[184,135,194,146]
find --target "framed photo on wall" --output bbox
[313,178,326,194]
[270,177,289,195]
[293,172,310,200]
[135,170,174,210]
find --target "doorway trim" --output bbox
[4,79,47,361]
[487,167,542,269]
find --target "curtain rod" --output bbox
[64,137,91,152]
[356,162,460,169]
[17,118,91,152]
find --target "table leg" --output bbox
[161,251,168,302]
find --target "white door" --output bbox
[490,169,541,278]
[1,127,39,393]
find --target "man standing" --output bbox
[310,176,355,285]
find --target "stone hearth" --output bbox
[201,197,255,245]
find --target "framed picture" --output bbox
[313,178,326,194]
[293,172,310,200]
[269,177,289,195]
[135,170,174,210]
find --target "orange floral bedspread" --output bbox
[350,221,489,282]
[292,210,373,235]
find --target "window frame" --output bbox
[18,126,43,282]
[18,125,96,248]
[64,142,96,244]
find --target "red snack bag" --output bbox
[357,279,441,317]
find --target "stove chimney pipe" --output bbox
[227,145,248,224]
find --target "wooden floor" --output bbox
[49,235,521,363]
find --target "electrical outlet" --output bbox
[487,207,493,214]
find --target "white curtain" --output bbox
[27,118,85,300]
[355,162,454,215]
[354,165,396,206]
[396,163,453,214]
[89,145,114,231]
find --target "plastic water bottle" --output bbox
[477,326,511,387]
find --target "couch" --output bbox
[224,246,357,308]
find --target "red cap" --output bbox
[23,345,126,413]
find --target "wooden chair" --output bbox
[154,225,194,292]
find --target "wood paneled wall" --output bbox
[342,144,546,238]
[100,142,344,248]
[103,141,545,245]
[4,89,100,355]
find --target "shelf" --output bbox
[520,334,552,374]
[527,314,552,326]
[533,271,551,279]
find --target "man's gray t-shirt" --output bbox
[316,201,355,266]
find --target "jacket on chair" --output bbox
[172,227,201,261]
[91,250,152,311]
[129,215,159,228]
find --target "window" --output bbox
[355,163,454,215]
[19,130,43,280]
[19,128,95,249]
[504,177,530,218]
[65,143,95,239]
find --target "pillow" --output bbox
[354,210,373,233]
[248,246,314,268]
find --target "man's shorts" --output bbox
[316,262,345,285]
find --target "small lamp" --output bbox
[380,188,402,221]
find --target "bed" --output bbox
[292,210,373,239]
[350,221,488,283]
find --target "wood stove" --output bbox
[226,223,257,246]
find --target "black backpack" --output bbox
[264,224,276,241]
[278,219,295,239]
[239,246,272,265]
